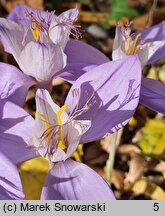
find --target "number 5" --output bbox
[153,203,159,211]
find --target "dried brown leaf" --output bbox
[124,152,147,184]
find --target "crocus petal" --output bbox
[131,22,165,65]
[0,18,26,55]
[131,21,165,43]
[140,78,165,114]
[7,4,55,29]
[59,39,109,83]
[0,153,24,200]
[0,100,37,164]
[18,41,66,82]
[41,159,115,200]
[36,89,69,125]
[7,4,33,28]
[112,25,126,61]
[58,63,97,84]
[0,63,35,106]
[58,8,79,21]
[65,56,141,143]
[65,39,109,64]
[49,8,79,49]
[138,41,165,67]
[63,120,91,159]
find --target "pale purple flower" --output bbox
[0,18,66,87]
[7,4,80,49]
[112,22,165,114]
[0,55,141,199]
[31,89,91,162]
[0,4,109,92]
[113,22,165,68]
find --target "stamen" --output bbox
[24,9,54,43]
[30,24,41,41]
[35,89,95,160]
[69,89,97,120]
[57,105,68,150]
[36,112,51,144]
[118,22,143,56]
[36,107,67,159]
[124,38,130,55]
[130,33,141,55]
[50,17,82,40]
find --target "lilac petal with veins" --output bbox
[0,152,24,200]
[65,55,141,143]
[0,18,26,54]
[41,159,116,200]
[112,24,126,61]
[18,42,66,82]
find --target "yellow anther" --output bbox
[30,24,41,41]
[130,33,141,55]
[57,104,68,150]
[36,112,51,144]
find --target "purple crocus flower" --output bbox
[0,55,141,200]
[0,4,109,92]
[112,22,165,68]
[112,22,165,114]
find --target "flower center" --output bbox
[124,33,142,55]
[23,10,54,43]
[118,23,143,56]
[36,104,68,159]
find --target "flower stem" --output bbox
[106,132,118,185]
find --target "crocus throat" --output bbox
[118,23,143,56]
[24,9,54,43]
[125,33,142,55]
[36,104,68,159]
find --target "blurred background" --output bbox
[0,0,165,200]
